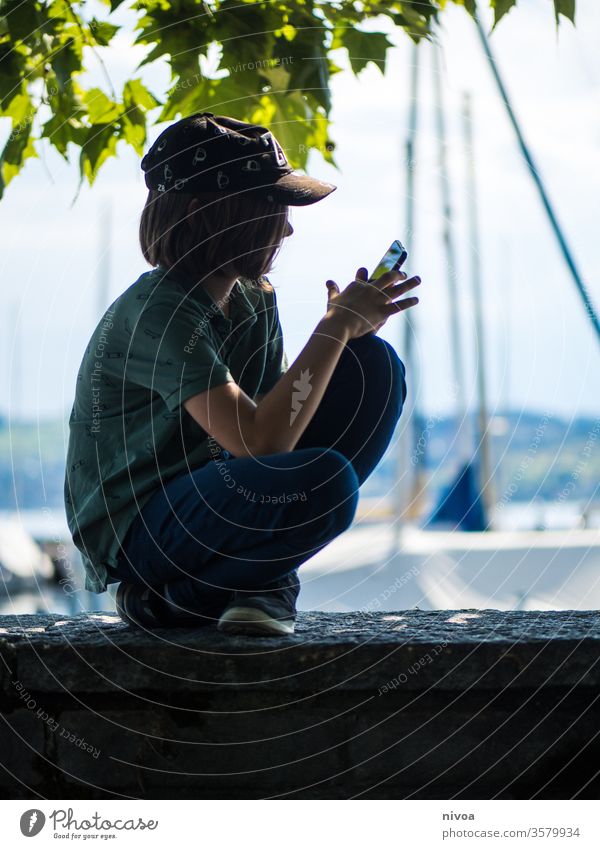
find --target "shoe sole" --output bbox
[115,584,139,628]
[116,583,217,629]
[217,606,295,636]
[115,583,160,629]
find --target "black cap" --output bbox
[141,112,337,206]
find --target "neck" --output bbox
[201,270,239,317]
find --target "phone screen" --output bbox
[369,240,408,282]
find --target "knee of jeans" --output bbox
[370,336,405,374]
[309,447,359,536]
[351,335,405,379]
[359,338,407,413]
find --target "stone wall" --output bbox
[1,610,599,798]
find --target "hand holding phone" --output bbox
[324,239,420,339]
[368,239,408,282]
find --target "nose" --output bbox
[285,220,293,237]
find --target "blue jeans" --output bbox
[111,334,406,616]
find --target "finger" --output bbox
[371,268,408,290]
[354,267,368,283]
[326,280,340,295]
[386,275,421,297]
[384,296,419,315]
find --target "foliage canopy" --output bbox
[0,0,576,199]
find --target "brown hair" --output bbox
[139,188,290,291]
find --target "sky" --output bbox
[1,0,599,422]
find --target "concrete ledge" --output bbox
[1,610,599,798]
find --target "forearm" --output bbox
[251,313,350,455]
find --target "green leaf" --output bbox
[79,123,119,185]
[386,0,440,41]
[156,76,199,123]
[554,0,576,24]
[157,73,250,124]
[490,0,517,27]
[123,78,160,112]
[40,113,87,159]
[51,36,82,92]
[303,108,337,169]
[216,2,273,70]
[250,89,310,169]
[330,27,393,76]
[122,79,156,154]
[449,0,477,16]
[122,113,145,153]
[0,123,37,199]
[82,88,122,124]
[3,0,42,43]
[274,25,332,112]
[0,42,26,109]
[134,8,211,79]
[89,18,120,46]
[1,90,31,123]
[93,0,129,12]
[48,76,87,123]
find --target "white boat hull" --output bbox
[298,524,600,612]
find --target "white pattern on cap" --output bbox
[259,130,288,167]
[217,170,229,188]
[192,146,207,164]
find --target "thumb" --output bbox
[326,280,340,300]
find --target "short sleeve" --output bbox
[126,297,234,411]
[256,286,288,396]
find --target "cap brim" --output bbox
[266,173,337,206]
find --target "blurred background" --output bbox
[0,0,598,616]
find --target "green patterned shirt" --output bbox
[64,264,287,593]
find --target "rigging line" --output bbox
[473,13,600,348]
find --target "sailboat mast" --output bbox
[9,301,22,422]
[462,92,493,527]
[394,42,421,537]
[431,45,468,448]
[97,200,112,317]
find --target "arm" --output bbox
[183,266,420,458]
[183,312,349,457]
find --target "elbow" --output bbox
[241,430,294,458]
[234,410,295,457]
[224,435,278,459]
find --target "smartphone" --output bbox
[369,240,408,282]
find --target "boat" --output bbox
[0,516,54,595]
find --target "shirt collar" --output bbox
[153,264,262,325]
